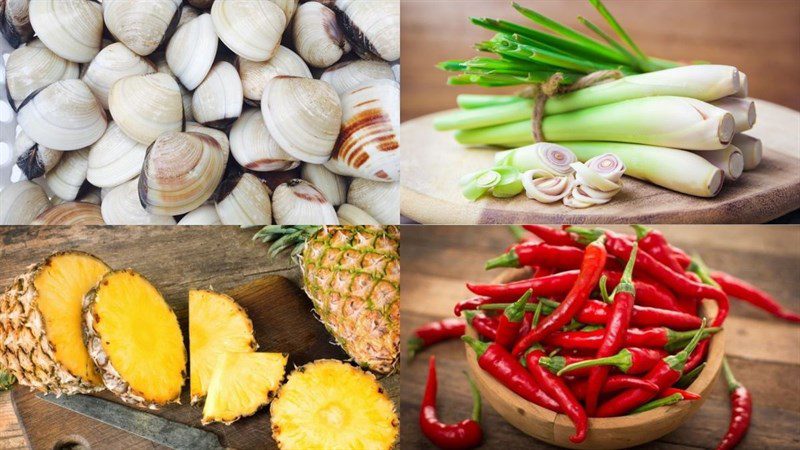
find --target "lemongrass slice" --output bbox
[710,97,755,132]
[585,153,626,184]
[495,143,576,176]
[570,162,621,193]
[460,169,500,201]
[693,146,744,181]
[522,170,572,203]
[491,166,523,198]
[731,133,762,170]
[563,184,619,209]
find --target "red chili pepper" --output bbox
[675,295,699,316]
[543,326,719,352]
[630,392,685,414]
[532,266,556,278]
[485,243,586,271]
[512,236,607,357]
[676,362,706,389]
[716,358,752,450]
[454,296,493,317]
[467,270,582,302]
[508,225,541,245]
[495,290,532,349]
[517,312,534,346]
[463,311,498,342]
[407,318,466,360]
[711,271,800,322]
[576,300,701,330]
[545,347,667,377]
[522,225,580,247]
[420,356,483,450]
[670,246,692,269]
[660,387,701,401]
[569,374,659,400]
[631,225,685,274]
[462,336,561,412]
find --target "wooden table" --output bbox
[400,225,800,448]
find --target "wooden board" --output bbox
[401,100,800,224]
[0,226,399,450]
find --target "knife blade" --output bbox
[36,393,223,450]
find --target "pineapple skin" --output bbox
[0,252,108,396]
[298,226,400,375]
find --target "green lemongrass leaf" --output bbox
[457,95,527,110]
[437,60,469,71]
[493,34,619,73]
[491,166,524,198]
[577,16,644,70]
[588,0,648,60]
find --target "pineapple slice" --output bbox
[0,251,109,395]
[83,269,186,408]
[201,352,288,425]
[189,289,258,404]
[270,359,398,449]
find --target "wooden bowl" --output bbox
[465,268,725,449]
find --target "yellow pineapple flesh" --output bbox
[270,359,398,449]
[202,352,287,425]
[189,289,257,404]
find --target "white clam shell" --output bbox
[337,203,379,225]
[261,76,342,164]
[0,180,51,225]
[103,0,182,56]
[185,122,230,157]
[17,79,108,151]
[166,13,218,90]
[210,0,286,62]
[108,73,184,145]
[82,43,157,109]
[31,201,105,225]
[2,0,35,47]
[325,79,399,182]
[214,172,272,226]
[178,5,202,28]
[102,178,177,225]
[46,148,89,201]
[271,0,299,22]
[335,0,400,62]
[177,204,222,225]
[238,46,311,103]
[320,59,394,96]
[28,0,103,63]
[14,130,62,179]
[346,178,398,224]
[293,1,348,69]
[5,39,80,110]
[229,108,298,172]
[87,122,148,188]
[271,179,338,225]
[300,163,347,206]
[191,61,243,127]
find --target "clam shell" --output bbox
[46,148,89,201]
[177,204,222,225]
[5,39,80,110]
[103,0,182,56]
[28,0,103,63]
[261,76,342,164]
[210,0,286,62]
[166,13,218,90]
[347,178,399,224]
[2,0,35,48]
[151,52,195,121]
[293,1,348,69]
[14,130,62,179]
[214,171,272,226]
[31,202,105,225]
[102,178,177,225]
[178,5,201,28]
[271,179,338,225]
[0,180,51,225]
[191,61,243,128]
[300,163,347,206]
[138,131,227,216]
[237,46,311,103]
[82,43,157,109]
[229,108,298,172]
[320,59,394,95]
[108,73,184,145]
[271,0,299,22]
[185,122,230,156]
[17,79,108,151]
[337,203,379,225]
[325,79,399,182]
[392,63,399,82]
[334,0,399,62]
[87,121,148,188]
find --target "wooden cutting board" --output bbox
[401,99,800,224]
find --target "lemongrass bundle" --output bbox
[731,133,763,170]
[693,146,744,181]
[710,97,755,132]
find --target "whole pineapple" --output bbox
[255,226,399,374]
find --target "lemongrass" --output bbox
[584,153,626,184]
[733,72,749,98]
[710,97,755,132]
[491,166,524,198]
[434,99,533,131]
[561,141,724,197]
[457,94,526,109]
[460,169,501,201]
[570,161,620,192]
[731,133,762,170]
[563,184,619,208]
[495,142,576,175]
[522,170,573,203]
[693,146,744,181]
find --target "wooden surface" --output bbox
[400,225,800,449]
[400,100,800,224]
[0,226,399,450]
[400,0,800,120]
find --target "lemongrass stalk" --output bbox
[693,146,744,181]
[560,141,724,197]
[457,95,526,109]
[494,143,576,175]
[710,97,755,132]
[455,97,735,151]
[731,133,762,170]
[435,100,534,131]
[733,72,749,98]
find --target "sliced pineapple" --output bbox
[0,251,109,395]
[270,359,398,449]
[83,269,186,408]
[201,352,287,425]
[189,289,258,404]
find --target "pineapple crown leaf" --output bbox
[253,226,324,257]
[0,368,16,391]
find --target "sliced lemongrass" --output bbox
[570,161,620,192]
[585,153,626,184]
[460,169,501,201]
[495,142,576,175]
[710,97,755,132]
[731,133,762,170]
[693,146,744,181]
[563,184,616,208]
[457,94,527,109]
[522,169,573,203]
[491,166,524,198]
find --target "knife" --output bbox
[36,393,223,450]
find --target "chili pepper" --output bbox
[495,290,532,349]
[543,326,719,352]
[463,311,498,342]
[512,236,607,357]
[711,270,800,322]
[670,245,692,269]
[683,256,722,373]
[485,243,586,271]
[547,347,667,377]
[631,225,685,274]
[462,335,561,412]
[595,319,707,417]
[454,296,493,317]
[516,311,534,347]
[467,270,582,302]
[522,225,580,247]
[716,358,752,450]
[533,266,556,278]
[407,318,466,360]
[569,374,659,400]
[420,356,483,450]
[630,393,685,414]
[675,295,699,316]
[660,387,701,401]
[509,225,539,244]
[675,362,706,389]
[580,300,701,330]
[603,271,681,311]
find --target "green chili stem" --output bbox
[631,393,684,413]
[464,371,483,422]
[557,348,632,376]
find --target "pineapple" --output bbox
[201,352,287,425]
[189,289,258,404]
[270,359,398,449]
[254,226,400,374]
[0,251,110,395]
[83,269,186,409]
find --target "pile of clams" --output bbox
[0,0,400,226]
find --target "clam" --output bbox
[5,40,80,110]
[138,131,227,216]
[347,178,399,224]
[86,122,148,188]
[103,0,182,56]
[46,148,89,201]
[334,0,400,62]
[214,171,272,226]
[319,59,394,95]
[31,202,105,225]
[191,61,243,128]
[261,76,342,164]
[82,43,157,109]
[325,79,399,182]
[166,13,218,90]
[229,108,298,172]
[271,0,299,22]
[237,46,311,104]
[15,130,62,179]
[177,204,222,225]
[185,122,230,156]
[210,0,286,62]
[337,203,379,225]
[2,0,34,47]
[178,5,201,28]
[108,73,184,145]
[101,178,177,225]
[0,180,51,225]
[28,0,103,63]
[271,179,338,225]
[293,1,349,69]
[392,63,400,82]
[300,163,347,206]
[17,79,107,151]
